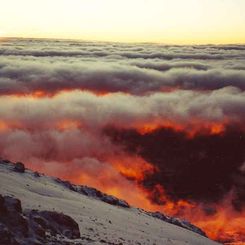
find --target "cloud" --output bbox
[131,60,210,71]
[1,57,245,95]
[106,127,245,210]
[0,88,245,131]
[0,38,245,96]
[2,39,245,59]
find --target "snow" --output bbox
[0,161,221,245]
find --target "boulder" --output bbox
[0,194,6,214]
[14,162,25,173]
[0,224,19,245]
[27,210,80,239]
[0,196,28,239]
[4,196,22,213]
[34,171,41,177]
[146,210,207,237]
[101,195,130,208]
[0,195,81,244]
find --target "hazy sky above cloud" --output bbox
[0,0,245,43]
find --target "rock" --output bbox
[117,199,130,208]
[144,210,207,237]
[33,216,47,228]
[3,159,11,163]
[101,195,130,208]
[77,186,130,208]
[150,211,169,222]
[0,196,29,239]
[4,196,22,213]
[79,186,103,198]
[27,210,80,239]
[55,178,76,191]
[14,162,25,173]
[34,171,41,177]
[0,159,11,164]
[0,195,81,244]
[0,194,6,214]
[0,223,19,245]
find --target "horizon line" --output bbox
[1,36,245,46]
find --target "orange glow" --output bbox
[32,90,50,98]
[135,120,228,137]
[108,155,155,181]
[0,120,23,131]
[210,123,225,135]
[136,120,185,135]
[2,89,115,99]
[56,120,81,131]
[191,205,245,244]
[0,120,8,131]
[6,90,57,98]
[0,115,229,138]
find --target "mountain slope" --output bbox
[0,160,220,245]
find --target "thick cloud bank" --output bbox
[105,127,245,210]
[1,39,245,95]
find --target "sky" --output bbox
[0,0,245,44]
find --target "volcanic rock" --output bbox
[0,194,81,244]
[14,162,25,173]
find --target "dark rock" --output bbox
[77,186,130,208]
[0,195,81,244]
[79,186,103,198]
[3,159,11,163]
[27,210,80,239]
[101,195,130,208]
[0,196,28,240]
[150,211,169,222]
[0,194,6,214]
[14,162,25,173]
[7,211,29,238]
[144,210,207,237]
[33,224,46,238]
[55,178,76,191]
[116,199,130,208]
[0,159,11,164]
[33,216,47,228]
[0,223,19,245]
[4,196,22,213]
[34,171,41,177]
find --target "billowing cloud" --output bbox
[0,88,245,132]
[105,127,245,210]
[0,39,245,95]
[1,57,245,94]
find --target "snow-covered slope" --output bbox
[0,160,220,245]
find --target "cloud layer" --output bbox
[0,39,245,95]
